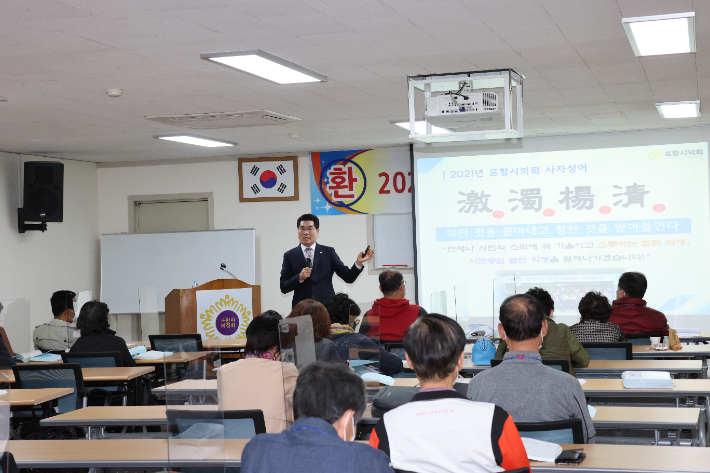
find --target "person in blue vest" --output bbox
[280,214,374,307]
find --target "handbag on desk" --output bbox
[473,338,496,366]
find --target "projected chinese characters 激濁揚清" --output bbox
[415,143,709,330]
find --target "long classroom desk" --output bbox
[152,379,217,404]
[3,388,73,407]
[134,351,208,365]
[7,440,710,471]
[531,443,710,473]
[359,403,703,447]
[633,345,710,378]
[6,438,246,469]
[581,378,710,441]
[459,359,705,377]
[0,366,154,384]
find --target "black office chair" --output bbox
[626,332,662,346]
[490,358,570,374]
[166,409,265,473]
[150,334,203,353]
[12,364,89,414]
[61,352,128,406]
[167,409,266,439]
[0,452,18,473]
[515,418,585,444]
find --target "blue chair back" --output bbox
[515,418,585,444]
[61,352,122,392]
[12,364,84,414]
[626,332,661,346]
[491,358,570,374]
[62,352,121,367]
[150,334,202,353]
[583,342,632,360]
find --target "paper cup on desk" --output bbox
[650,337,661,346]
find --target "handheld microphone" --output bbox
[219,263,238,279]
[306,257,312,268]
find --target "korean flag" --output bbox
[240,159,296,200]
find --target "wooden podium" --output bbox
[164,279,261,334]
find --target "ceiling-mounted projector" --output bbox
[425,87,503,129]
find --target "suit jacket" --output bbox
[280,243,363,307]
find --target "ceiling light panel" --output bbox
[622,12,695,57]
[201,49,327,85]
[656,101,700,118]
[154,134,236,147]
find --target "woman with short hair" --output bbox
[571,291,626,343]
[286,299,342,363]
[69,300,136,367]
[217,311,299,433]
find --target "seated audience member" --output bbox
[360,269,426,341]
[571,292,626,343]
[69,301,136,367]
[469,295,596,443]
[287,299,341,363]
[34,290,80,351]
[242,362,393,473]
[609,272,669,337]
[370,314,529,473]
[0,303,16,367]
[496,287,589,376]
[218,311,299,433]
[324,293,403,376]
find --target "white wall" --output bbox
[96,156,414,318]
[0,152,99,350]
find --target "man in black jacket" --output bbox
[280,214,374,307]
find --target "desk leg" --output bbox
[699,407,706,447]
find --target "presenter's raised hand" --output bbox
[356,248,375,266]
[299,267,312,281]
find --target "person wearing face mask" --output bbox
[495,287,589,377]
[370,314,529,473]
[241,362,393,473]
[468,294,596,444]
[33,290,80,352]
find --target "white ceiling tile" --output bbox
[616,0,693,18]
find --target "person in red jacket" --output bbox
[608,272,670,337]
[360,270,426,341]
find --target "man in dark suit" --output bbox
[281,213,374,307]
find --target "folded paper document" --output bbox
[133,350,173,360]
[622,371,675,389]
[361,372,395,386]
[14,350,61,363]
[521,437,563,462]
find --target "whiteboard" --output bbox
[373,213,414,268]
[101,229,256,314]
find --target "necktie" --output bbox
[305,247,313,263]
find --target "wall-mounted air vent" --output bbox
[144,110,300,129]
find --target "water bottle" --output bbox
[192,280,198,288]
[663,335,669,345]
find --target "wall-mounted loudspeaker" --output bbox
[18,161,64,233]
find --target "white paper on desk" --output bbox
[521,437,563,462]
[133,350,173,360]
[587,405,597,418]
[578,378,586,385]
[622,371,675,389]
[361,373,394,386]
